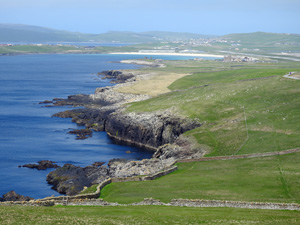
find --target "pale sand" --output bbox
[116,72,189,96]
[109,52,224,58]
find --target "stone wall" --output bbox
[168,199,300,211]
[0,166,177,206]
[25,198,299,211]
[111,165,178,183]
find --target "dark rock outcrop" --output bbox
[68,129,92,140]
[19,160,60,170]
[43,94,111,108]
[54,107,201,150]
[46,157,175,195]
[46,163,109,196]
[92,162,105,167]
[105,111,202,149]
[53,107,115,132]
[0,191,33,202]
[98,70,135,83]
[39,100,53,104]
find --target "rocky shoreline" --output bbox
[40,67,204,196]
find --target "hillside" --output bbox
[142,31,216,40]
[0,24,86,42]
[94,59,300,211]
[124,61,300,156]
[0,24,212,43]
[223,32,300,45]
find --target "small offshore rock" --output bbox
[92,162,105,167]
[68,128,93,140]
[0,190,34,202]
[19,160,60,170]
[39,100,53,104]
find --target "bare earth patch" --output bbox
[250,126,300,135]
[116,72,189,96]
[291,74,300,79]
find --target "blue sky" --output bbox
[0,0,299,35]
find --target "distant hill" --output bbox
[0,24,87,42]
[142,31,216,40]
[222,32,300,45]
[2,24,299,47]
[0,24,213,43]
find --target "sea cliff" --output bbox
[45,68,204,195]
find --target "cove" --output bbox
[0,53,197,199]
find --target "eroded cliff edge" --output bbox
[45,69,205,195]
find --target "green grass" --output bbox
[168,68,289,90]
[0,45,139,54]
[101,152,300,204]
[1,205,300,225]
[127,63,300,156]
[79,184,98,194]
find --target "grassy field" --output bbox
[124,61,300,156]
[100,152,300,204]
[96,60,300,211]
[1,205,300,225]
[0,45,139,55]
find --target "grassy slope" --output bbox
[0,45,139,54]
[223,32,300,46]
[1,205,300,225]
[101,152,300,204]
[98,60,300,215]
[126,61,300,156]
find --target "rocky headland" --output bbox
[45,68,204,195]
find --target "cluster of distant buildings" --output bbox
[223,55,255,62]
[223,55,278,63]
[138,49,204,54]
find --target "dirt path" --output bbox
[177,148,300,163]
[283,72,300,80]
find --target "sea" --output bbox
[0,53,201,199]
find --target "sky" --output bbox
[0,0,299,35]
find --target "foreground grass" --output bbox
[1,205,300,225]
[126,62,300,156]
[101,152,300,204]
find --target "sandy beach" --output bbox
[109,52,224,58]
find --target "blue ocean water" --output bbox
[0,53,198,199]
